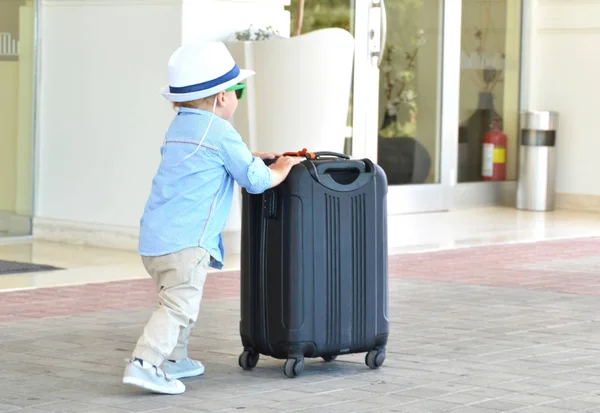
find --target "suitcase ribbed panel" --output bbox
[352,193,367,345]
[325,194,341,348]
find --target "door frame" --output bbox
[351,0,462,215]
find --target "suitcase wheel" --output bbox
[283,357,304,378]
[238,350,259,371]
[365,349,386,369]
[322,355,337,362]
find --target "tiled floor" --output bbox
[0,238,600,412]
[0,240,237,292]
[386,207,600,254]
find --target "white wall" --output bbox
[37,0,182,228]
[525,0,600,197]
[35,0,290,249]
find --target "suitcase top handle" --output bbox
[282,148,350,160]
[306,158,377,192]
[279,148,378,192]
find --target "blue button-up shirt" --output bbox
[138,107,272,269]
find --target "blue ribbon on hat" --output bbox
[169,64,240,94]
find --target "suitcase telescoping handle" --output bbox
[282,148,350,160]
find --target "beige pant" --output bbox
[132,247,210,367]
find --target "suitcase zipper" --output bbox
[258,199,271,354]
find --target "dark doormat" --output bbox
[0,260,63,275]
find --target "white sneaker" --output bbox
[162,358,205,379]
[122,358,185,395]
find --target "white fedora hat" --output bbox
[160,42,255,102]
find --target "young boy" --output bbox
[122,42,301,395]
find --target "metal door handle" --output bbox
[370,0,388,68]
[379,0,387,68]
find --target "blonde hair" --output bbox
[172,95,216,110]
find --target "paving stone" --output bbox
[0,394,59,409]
[0,404,21,413]
[385,399,462,412]
[472,399,528,411]
[432,392,495,405]
[500,392,561,405]
[512,407,577,413]
[553,381,600,394]
[367,394,418,406]
[30,401,99,412]
[447,408,506,413]
[542,398,600,411]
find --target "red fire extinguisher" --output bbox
[482,116,507,181]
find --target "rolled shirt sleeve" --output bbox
[217,125,273,194]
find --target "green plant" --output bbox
[379,32,425,138]
[377,0,426,138]
[468,1,506,96]
[472,28,505,94]
[234,25,280,41]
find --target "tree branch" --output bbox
[294,0,305,36]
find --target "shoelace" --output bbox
[153,366,169,380]
[125,358,174,381]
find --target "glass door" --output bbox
[457,0,522,185]
[352,0,461,214]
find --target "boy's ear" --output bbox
[216,91,227,107]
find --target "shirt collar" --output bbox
[177,107,203,115]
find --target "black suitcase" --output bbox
[238,150,389,378]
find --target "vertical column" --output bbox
[502,0,523,181]
[15,1,35,232]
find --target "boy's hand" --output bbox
[272,155,302,170]
[253,152,281,160]
[268,156,302,188]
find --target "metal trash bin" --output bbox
[516,111,559,211]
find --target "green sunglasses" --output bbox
[225,83,246,100]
